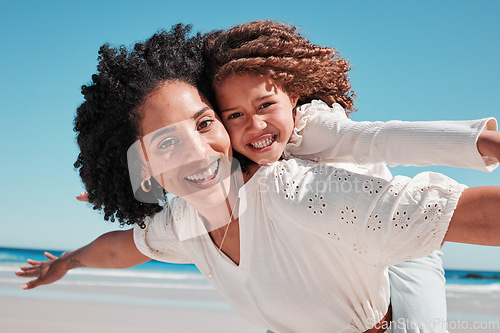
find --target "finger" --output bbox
[14,269,39,277]
[18,265,31,271]
[26,259,41,265]
[22,279,40,290]
[44,252,58,260]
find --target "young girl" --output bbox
[203,20,500,333]
[17,24,500,333]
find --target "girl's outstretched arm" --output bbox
[445,186,500,246]
[286,101,498,172]
[15,229,149,290]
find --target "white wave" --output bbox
[0,277,213,290]
[446,283,500,293]
[65,268,204,280]
[0,254,22,261]
[1,264,204,281]
[0,264,25,272]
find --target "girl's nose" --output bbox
[248,114,267,133]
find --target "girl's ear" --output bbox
[290,94,299,107]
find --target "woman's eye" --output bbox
[198,119,214,131]
[259,102,272,110]
[227,112,243,120]
[158,138,179,150]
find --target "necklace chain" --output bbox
[207,196,239,279]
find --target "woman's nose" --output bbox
[183,134,209,163]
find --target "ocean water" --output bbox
[2,247,500,304]
[0,247,207,287]
[0,246,226,309]
[3,247,499,331]
[2,247,500,285]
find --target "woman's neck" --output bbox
[193,173,241,233]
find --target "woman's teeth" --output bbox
[185,159,219,181]
[250,136,275,149]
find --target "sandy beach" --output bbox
[0,275,264,333]
[2,267,500,333]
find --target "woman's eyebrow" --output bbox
[149,126,177,144]
[148,107,211,144]
[192,107,211,119]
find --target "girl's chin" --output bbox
[250,152,282,165]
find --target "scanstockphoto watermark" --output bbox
[257,166,386,195]
[445,319,500,331]
[365,317,500,331]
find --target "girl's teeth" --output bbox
[250,136,274,149]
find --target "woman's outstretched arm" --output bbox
[15,229,149,290]
[444,186,500,246]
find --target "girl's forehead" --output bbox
[216,73,280,95]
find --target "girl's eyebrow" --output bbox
[219,93,275,113]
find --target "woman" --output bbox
[17,24,500,333]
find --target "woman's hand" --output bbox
[76,192,89,202]
[15,252,70,290]
[478,129,500,162]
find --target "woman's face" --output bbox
[137,81,232,206]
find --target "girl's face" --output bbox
[137,81,232,207]
[215,74,297,165]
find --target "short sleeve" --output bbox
[266,159,468,268]
[133,201,192,264]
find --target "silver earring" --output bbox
[141,178,152,192]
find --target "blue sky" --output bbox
[1,0,499,271]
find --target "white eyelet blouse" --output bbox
[134,103,497,332]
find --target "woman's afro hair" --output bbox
[74,24,211,226]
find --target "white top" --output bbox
[135,162,465,332]
[134,103,498,332]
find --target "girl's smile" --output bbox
[215,73,297,165]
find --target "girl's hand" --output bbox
[15,252,69,290]
[478,129,500,162]
[76,192,89,202]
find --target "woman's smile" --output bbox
[184,158,221,187]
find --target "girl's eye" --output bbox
[158,138,179,150]
[197,119,214,131]
[227,112,243,120]
[259,102,272,110]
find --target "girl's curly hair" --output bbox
[205,20,356,113]
[74,24,211,226]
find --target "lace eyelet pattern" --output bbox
[308,194,326,215]
[340,206,357,224]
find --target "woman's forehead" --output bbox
[140,81,211,134]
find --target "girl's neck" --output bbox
[242,162,260,182]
